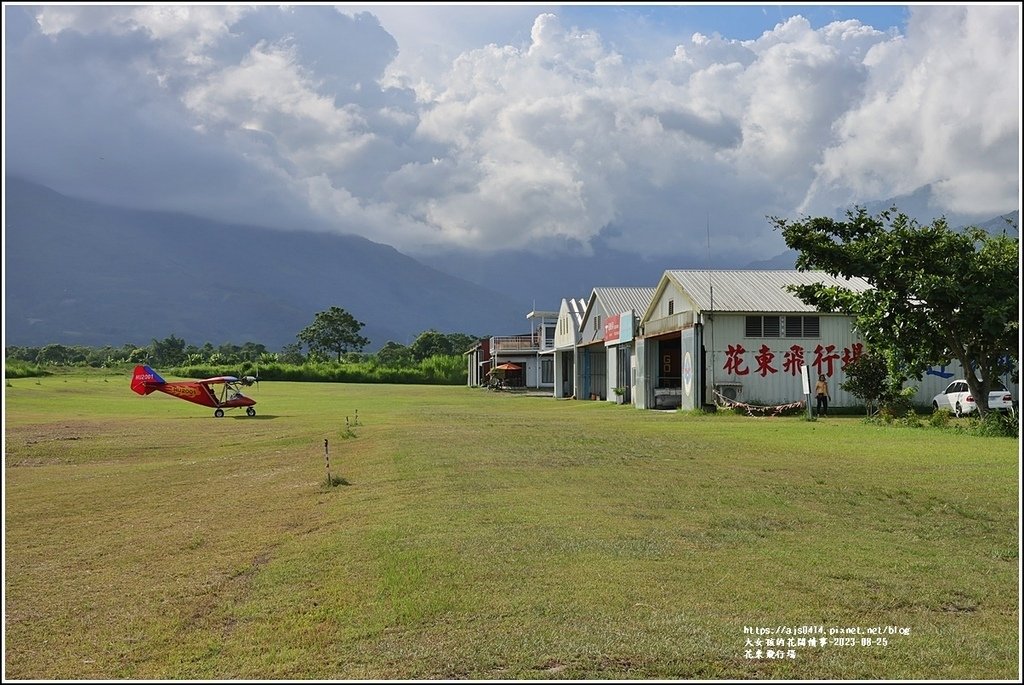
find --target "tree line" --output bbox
[6,305,483,382]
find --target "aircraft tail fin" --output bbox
[131,365,165,395]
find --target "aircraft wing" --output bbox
[198,376,239,385]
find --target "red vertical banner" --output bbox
[603,313,621,345]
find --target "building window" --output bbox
[747,315,820,338]
[785,315,820,337]
[668,300,675,315]
[745,315,781,337]
[594,315,601,331]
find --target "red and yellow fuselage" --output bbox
[131,365,255,410]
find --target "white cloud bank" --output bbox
[4,4,1019,263]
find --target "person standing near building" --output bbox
[815,374,831,417]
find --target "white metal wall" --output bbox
[700,314,1019,408]
[703,313,865,407]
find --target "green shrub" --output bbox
[4,360,49,378]
[879,385,917,418]
[929,407,953,428]
[898,410,923,428]
[960,411,1019,438]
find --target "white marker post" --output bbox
[800,365,813,420]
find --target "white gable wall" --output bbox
[650,282,694,319]
[703,313,864,407]
[555,298,581,350]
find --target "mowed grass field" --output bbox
[4,370,1020,680]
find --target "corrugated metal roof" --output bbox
[568,297,587,325]
[665,270,872,313]
[594,287,657,315]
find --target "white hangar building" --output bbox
[634,270,873,410]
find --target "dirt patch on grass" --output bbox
[4,419,163,467]
[936,591,979,614]
[7,421,104,443]
[185,549,277,633]
[5,422,102,466]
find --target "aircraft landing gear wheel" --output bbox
[247,407,256,417]
[214,408,225,418]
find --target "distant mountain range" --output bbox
[3,177,525,350]
[3,177,1017,351]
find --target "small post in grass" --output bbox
[324,438,331,482]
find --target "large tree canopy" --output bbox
[408,330,479,361]
[297,306,369,362]
[771,208,1019,416]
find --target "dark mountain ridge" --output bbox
[3,177,524,350]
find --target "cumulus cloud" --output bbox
[4,4,1019,265]
[801,5,1020,218]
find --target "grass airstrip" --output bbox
[3,369,1020,680]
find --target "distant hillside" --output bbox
[3,177,524,350]
[974,210,1020,234]
[417,243,717,311]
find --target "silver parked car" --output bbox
[931,379,1015,417]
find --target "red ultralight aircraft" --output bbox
[131,365,258,417]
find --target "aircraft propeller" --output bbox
[240,366,260,389]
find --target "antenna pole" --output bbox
[707,214,716,404]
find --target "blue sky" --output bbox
[559,3,910,42]
[4,3,1018,263]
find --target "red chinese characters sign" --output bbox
[723,342,862,378]
[603,313,621,345]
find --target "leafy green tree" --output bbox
[278,342,306,365]
[83,345,115,367]
[409,330,479,361]
[409,330,448,361]
[149,335,188,367]
[376,341,414,366]
[37,344,72,365]
[839,351,891,416]
[297,306,369,362]
[245,342,268,360]
[5,346,40,363]
[218,343,264,365]
[772,207,1019,417]
[216,343,242,363]
[444,332,479,356]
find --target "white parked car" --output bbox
[931,379,1015,417]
